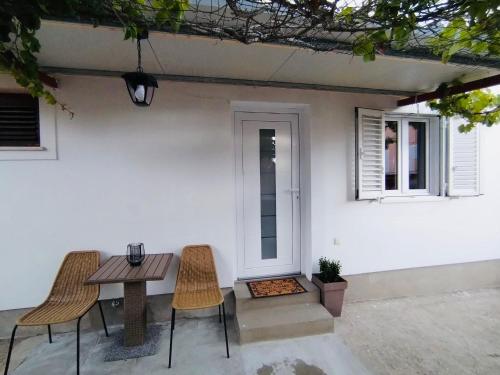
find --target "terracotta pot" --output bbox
[312,274,348,317]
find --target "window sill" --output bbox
[0,146,47,151]
[378,196,449,204]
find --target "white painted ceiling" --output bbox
[36,20,499,94]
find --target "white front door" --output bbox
[235,111,300,279]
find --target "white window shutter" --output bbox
[448,119,480,196]
[356,108,385,200]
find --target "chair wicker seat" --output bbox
[17,299,98,326]
[168,245,229,368]
[172,245,224,310]
[172,289,223,310]
[4,251,108,375]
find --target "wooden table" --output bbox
[86,253,173,346]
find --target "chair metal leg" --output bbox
[172,308,175,331]
[48,324,52,343]
[76,317,81,375]
[4,325,17,375]
[97,301,109,337]
[222,302,229,358]
[218,305,222,323]
[168,308,176,368]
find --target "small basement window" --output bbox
[0,94,40,147]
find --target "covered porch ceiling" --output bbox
[36,20,500,96]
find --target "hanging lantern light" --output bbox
[122,32,158,107]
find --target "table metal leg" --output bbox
[123,281,147,346]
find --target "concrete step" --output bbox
[234,275,320,313]
[236,302,334,344]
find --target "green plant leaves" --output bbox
[318,257,342,283]
[353,35,376,62]
[429,7,500,64]
[429,87,500,132]
[151,0,189,31]
[123,24,138,40]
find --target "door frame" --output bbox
[232,101,312,281]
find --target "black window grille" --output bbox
[0,94,40,147]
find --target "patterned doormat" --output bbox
[247,277,306,298]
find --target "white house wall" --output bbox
[1,75,500,310]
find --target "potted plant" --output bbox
[312,257,348,317]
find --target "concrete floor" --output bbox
[2,288,500,375]
[0,318,367,375]
[336,288,500,375]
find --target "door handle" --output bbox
[287,188,300,200]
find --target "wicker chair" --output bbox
[4,251,108,375]
[168,245,229,368]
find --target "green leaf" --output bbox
[447,43,463,57]
[339,6,353,22]
[428,85,500,131]
[353,35,375,61]
[372,29,389,43]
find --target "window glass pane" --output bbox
[408,121,426,189]
[385,121,398,190]
[259,129,277,260]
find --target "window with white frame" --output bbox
[383,115,438,196]
[356,108,480,200]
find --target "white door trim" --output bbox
[233,103,310,280]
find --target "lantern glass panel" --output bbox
[145,86,155,105]
[126,83,136,103]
